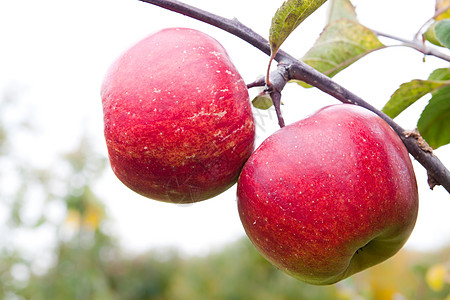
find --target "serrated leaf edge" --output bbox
[383,80,450,119]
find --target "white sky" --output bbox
[0,0,449,257]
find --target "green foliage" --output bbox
[435,19,450,49]
[252,94,275,110]
[382,80,450,119]
[430,66,450,82]
[263,0,449,150]
[160,239,340,300]
[383,68,450,149]
[15,238,341,300]
[417,84,450,149]
[299,19,384,82]
[257,0,450,157]
[20,232,118,300]
[269,0,328,57]
[0,92,110,300]
[298,0,384,87]
[424,22,445,47]
[327,0,356,22]
[416,69,450,149]
[392,5,450,149]
[425,19,450,48]
[9,237,450,300]
[423,0,450,49]
[1,91,450,300]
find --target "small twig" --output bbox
[373,30,450,62]
[246,77,266,89]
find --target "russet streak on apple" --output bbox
[102,28,255,203]
[237,104,419,285]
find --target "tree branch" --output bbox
[373,30,450,62]
[138,0,450,193]
[138,0,272,56]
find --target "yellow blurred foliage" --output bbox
[65,203,104,231]
[353,249,421,300]
[65,209,82,229]
[436,0,450,20]
[426,264,449,292]
[83,204,104,229]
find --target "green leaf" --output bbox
[418,85,450,149]
[327,0,357,22]
[298,19,384,83]
[293,0,384,87]
[269,0,328,55]
[429,67,450,81]
[252,94,273,110]
[424,22,445,47]
[435,19,450,49]
[382,80,450,119]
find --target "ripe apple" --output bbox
[101,28,255,203]
[237,104,419,285]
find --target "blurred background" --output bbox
[0,0,449,299]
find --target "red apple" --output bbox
[101,28,255,203]
[237,104,418,285]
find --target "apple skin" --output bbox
[237,104,418,285]
[101,28,255,203]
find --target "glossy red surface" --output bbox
[237,104,418,284]
[102,28,255,203]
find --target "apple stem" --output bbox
[267,65,289,128]
[138,0,450,194]
[270,90,285,128]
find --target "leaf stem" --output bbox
[139,0,450,193]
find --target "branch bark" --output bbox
[138,0,450,193]
[373,30,450,62]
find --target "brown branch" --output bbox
[138,0,272,56]
[138,0,450,193]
